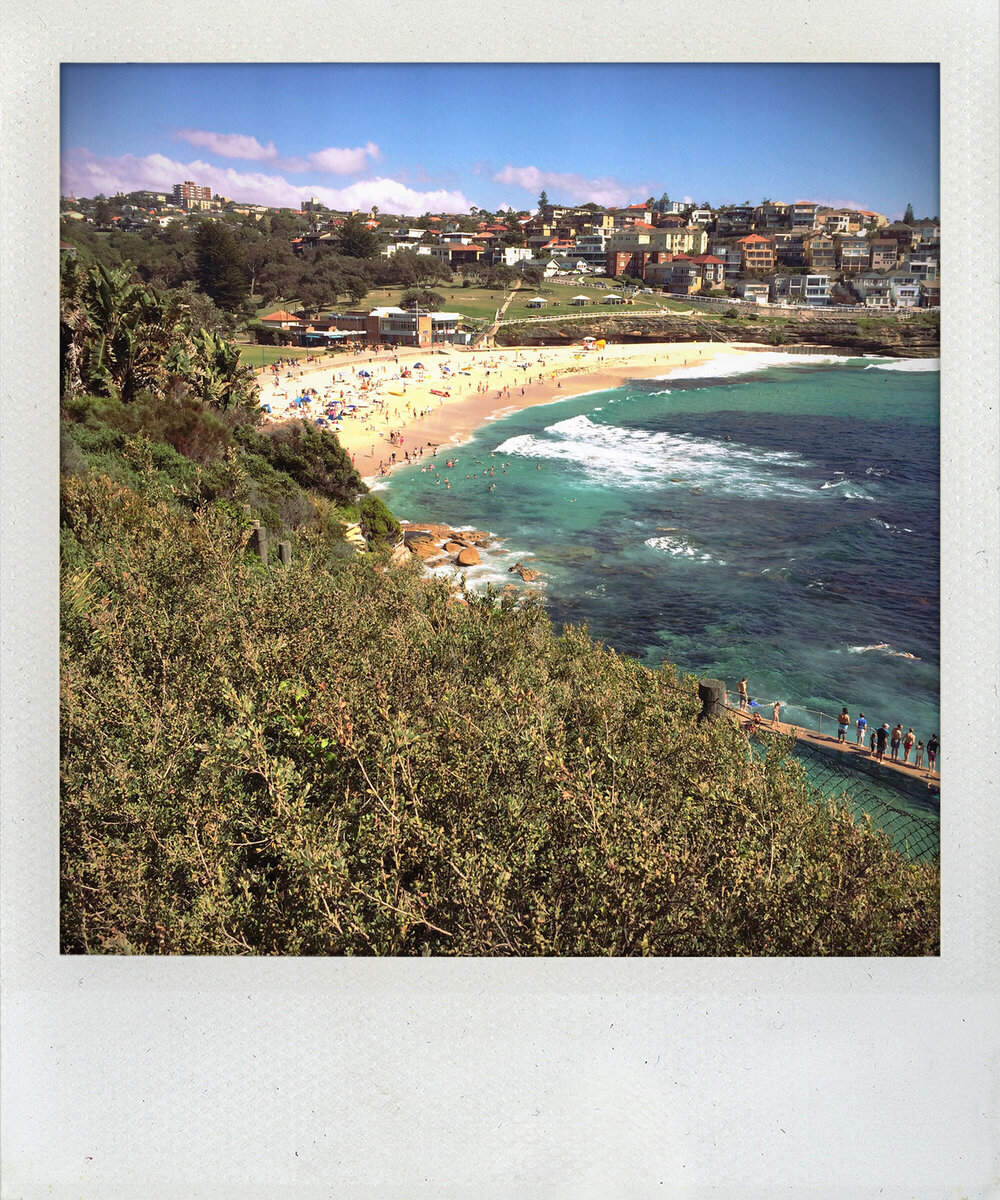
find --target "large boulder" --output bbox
[443,541,465,553]
[409,539,441,559]
[456,547,481,566]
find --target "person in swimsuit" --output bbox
[837,708,850,744]
[738,678,748,710]
[926,735,938,774]
[903,728,915,763]
[915,740,924,769]
[890,723,903,761]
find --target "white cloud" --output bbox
[61,148,469,215]
[305,142,380,174]
[492,164,642,208]
[175,129,278,162]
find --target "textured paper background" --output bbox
[2,5,998,1196]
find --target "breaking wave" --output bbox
[864,358,940,372]
[645,535,725,565]
[652,351,856,384]
[495,413,818,497]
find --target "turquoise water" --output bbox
[380,352,940,748]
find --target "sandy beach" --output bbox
[253,339,738,480]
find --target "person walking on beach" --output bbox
[856,711,867,745]
[890,723,903,762]
[903,728,916,764]
[926,734,938,774]
[837,707,850,744]
[738,678,748,710]
[875,723,889,762]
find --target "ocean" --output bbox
[378,351,941,751]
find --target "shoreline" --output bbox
[253,340,735,481]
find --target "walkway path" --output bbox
[734,706,940,797]
[474,280,522,347]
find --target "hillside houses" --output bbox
[60,184,940,312]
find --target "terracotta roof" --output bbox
[737,234,773,244]
[691,254,723,264]
[261,310,299,322]
[631,221,657,231]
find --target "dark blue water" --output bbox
[380,353,940,743]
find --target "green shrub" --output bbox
[358,493,401,547]
[60,470,940,956]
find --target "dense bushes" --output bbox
[60,471,940,956]
[358,493,401,547]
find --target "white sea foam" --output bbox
[495,413,817,498]
[645,535,725,565]
[819,478,874,499]
[847,643,921,660]
[864,357,940,372]
[650,351,855,384]
[872,519,913,533]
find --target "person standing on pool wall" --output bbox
[837,707,850,744]
[856,711,867,745]
[738,678,749,710]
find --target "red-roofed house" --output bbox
[736,234,776,273]
[690,253,725,288]
[261,310,302,330]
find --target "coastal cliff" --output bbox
[497,311,940,358]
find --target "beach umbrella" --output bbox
[358,369,371,377]
[413,362,425,369]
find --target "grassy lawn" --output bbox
[237,344,315,368]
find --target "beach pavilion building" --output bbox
[525,296,549,308]
[569,295,591,306]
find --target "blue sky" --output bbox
[61,64,939,218]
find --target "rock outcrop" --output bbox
[498,311,939,358]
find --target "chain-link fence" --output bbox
[793,739,940,862]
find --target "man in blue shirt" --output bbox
[856,712,867,745]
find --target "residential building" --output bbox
[835,235,869,273]
[853,271,895,307]
[869,239,899,270]
[857,209,889,229]
[652,199,687,215]
[736,233,776,274]
[662,262,702,295]
[689,253,726,289]
[689,209,714,226]
[920,282,940,307]
[766,274,831,306]
[172,180,211,208]
[708,241,742,283]
[803,232,837,271]
[715,206,755,236]
[880,223,919,253]
[801,274,832,305]
[772,231,806,266]
[892,281,921,308]
[733,280,770,304]
[754,201,789,230]
[901,250,939,282]
[911,218,940,242]
[789,201,820,230]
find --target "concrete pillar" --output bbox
[248,521,269,566]
[697,678,727,723]
[278,541,291,567]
